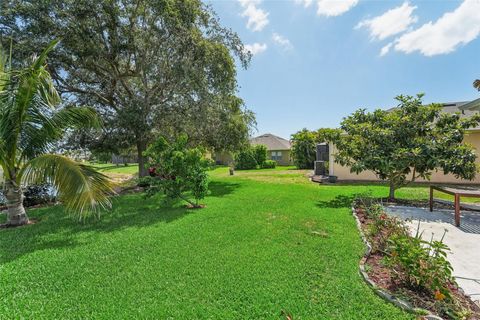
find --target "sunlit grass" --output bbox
[0,167,424,318]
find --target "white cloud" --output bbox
[244,43,268,55]
[295,0,358,17]
[272,33,293,50]
[239,0,269,32]
[392,0,480,56]
[294,0,313,7]
[316,0,359,17]
[356,2,418,41]
[380,43,393,56]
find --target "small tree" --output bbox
[252,145,267,167]
[291,129,318,169]
[334,94,480,201]
[234,147,257,170]
[142,135,209,208]
[291,128,341,169]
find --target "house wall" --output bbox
[269,149,292,166]
[329,131,480,184]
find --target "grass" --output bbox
[88,162,139,175]
[0,167,432,318]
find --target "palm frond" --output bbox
[474,79,480,91]
[20,154,115,220]
[0,40,60,163]
[20,105,102,160]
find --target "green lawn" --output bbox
[88,162,140,175]
[0,167,423,319]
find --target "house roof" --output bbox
[250,133,291,150]
[438,100,480,131]
[387,99,480,131]
[458,97,480,111]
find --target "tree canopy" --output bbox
[333,94,480,200]
[0,0,255,176]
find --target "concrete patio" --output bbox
[385,205,480,303]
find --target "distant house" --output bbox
[250,133,293,166]
[328,98,480,184]
[214,133,293,166]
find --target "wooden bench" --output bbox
[429,186,480,227]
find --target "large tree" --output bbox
[333,94,480,200]
[0,0,254,177]
[0,41,113,226]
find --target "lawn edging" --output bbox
[351,206,444,320]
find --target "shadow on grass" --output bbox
[0,180,241,265]
[208,181,240,198]
[316,192,371,208]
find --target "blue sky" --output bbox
[208,0,480,139]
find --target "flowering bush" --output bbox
[385,229,454,301]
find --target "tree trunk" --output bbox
[137,140,148,177]
[4,180,29,226]
[388,181,396,202]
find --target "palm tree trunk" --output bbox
[4,180,29,226]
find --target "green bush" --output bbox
[261,160,276,169]
[252,145,267,166]
[385,228,454,302]
[235,148,258,170]
[234,144,269,170]
[291,129,317,169]
[142,134,209,208]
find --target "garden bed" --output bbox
[353,199,480,320]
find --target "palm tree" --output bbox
[0,40,114,226]
[474,79,480,91]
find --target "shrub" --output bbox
[234,148,257,170]
[252,145,267,166]
[385,228,454,301]
[291,129,317,169]
[261,160,276,169]
[142,134,209,208]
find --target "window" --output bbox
[271,151,282,161]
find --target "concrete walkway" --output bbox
[385,205,480,303]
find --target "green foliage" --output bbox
[385,229,454,303]
[0,0,255,177]
[291,128,340,169]
[356,199,469,318]
[334,94,480,200]
[291,129,317,169]
[234,144,268,170]
[234,148,258,170]
[235,144,268,170]
[252,144,267,166]
[261,160,276,169]
[142,135,209,208]
[356,199,409,253]
[0,41,113,224]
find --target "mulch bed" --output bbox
[355,206,480,319]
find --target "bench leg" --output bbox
[429,186,433,212]
[454,194,460,227]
